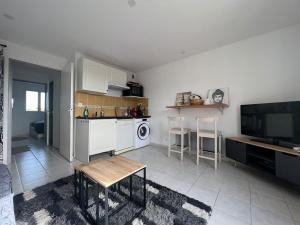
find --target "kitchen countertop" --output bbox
[76,116,151,120]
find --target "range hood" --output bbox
[108,83,129,90]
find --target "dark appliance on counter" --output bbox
[123,82,144,97]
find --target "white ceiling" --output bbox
[1,0,300,72]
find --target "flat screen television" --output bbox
[241,101,300,146]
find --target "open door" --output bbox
[59,62,74,161]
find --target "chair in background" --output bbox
[168,116,191,160]
[196,117,222,170]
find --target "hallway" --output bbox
[10,138,80,194]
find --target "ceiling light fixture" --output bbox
[128,0,136,7]
[3,13,14,20]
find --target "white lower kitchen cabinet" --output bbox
[75,119,116,163]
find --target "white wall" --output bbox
[137,24,300,146]
[1,39,66,164]
[0,39,67,70]
[12,81,46,137]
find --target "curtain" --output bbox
[0,46,4,163]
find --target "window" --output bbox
[26,91,46,112]
[26,91,39,111]
[40,92,45,112]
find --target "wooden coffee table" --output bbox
[77,156,146,225]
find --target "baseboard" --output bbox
[150,142,168,149]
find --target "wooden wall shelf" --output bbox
[166,103,228,112]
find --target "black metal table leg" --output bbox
[105,187,109,225]
[85,175,89,209]
[143,168,147,208]
[74,169,77,199]
[79,172,83,208]
[80,166,147,225]
[129,176,133,200]
[96,184,100,225]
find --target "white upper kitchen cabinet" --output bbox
[108,67,128,88]
[77,57,109,94]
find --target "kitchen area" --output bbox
[74,56,151,163]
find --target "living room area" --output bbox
[1,1,300,225]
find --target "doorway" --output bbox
[12,79,46,143]
[10,60,62,154]
[9,59,76,193]
[10,60,60,148]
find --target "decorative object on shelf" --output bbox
[183,92,192,105]
[207,87,229,105]
[175,92,184,106]
[190,94,204,105]
[175,91,191,106]
[204,98,211,105]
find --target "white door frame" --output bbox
[59,62,74,162]
[2,42,67,165]
[46,82,50,146]
[3,57,12,165]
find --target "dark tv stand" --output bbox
[250,138,276,145]
[250,138,296,148]
[226,137,300,185]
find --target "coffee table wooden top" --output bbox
[81,156,146,188]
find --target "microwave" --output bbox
[123,82,144,97]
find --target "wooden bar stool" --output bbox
[168,116,191,160]
[196,117,222,170]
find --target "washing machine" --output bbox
[134,118,150,149]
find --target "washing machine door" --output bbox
[137,123,150,140]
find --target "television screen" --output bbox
[265,113,293,138]
[241,101,300,144]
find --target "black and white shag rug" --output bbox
[14,175,212,225]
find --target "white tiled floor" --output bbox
[122,145,300,225]
[10,138,80,194]
[10,142,300,225]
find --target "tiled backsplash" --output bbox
[75,92,149,117]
